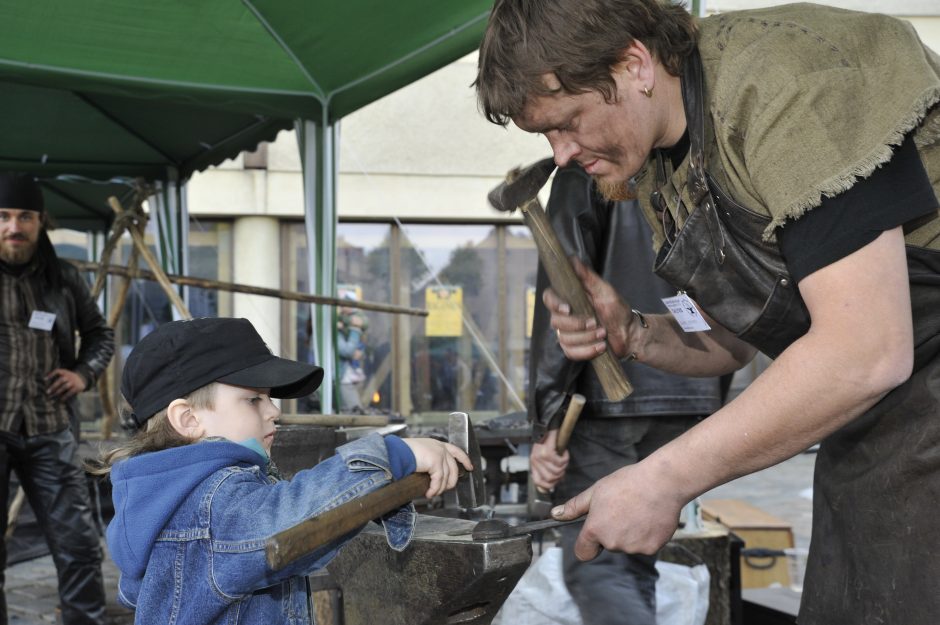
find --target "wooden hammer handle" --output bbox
[534,393,588,496]
[556,394,586,454]
[265,472,430,570]
[522,199,633,401]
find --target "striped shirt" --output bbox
[0,262,68,435]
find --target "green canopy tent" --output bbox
[0,0,493,411]
[39,176,136,232]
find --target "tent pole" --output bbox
[178,179,190,310]
[298,117,339,414]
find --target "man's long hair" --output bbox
[34,227,64,290]
[475,0,698,126]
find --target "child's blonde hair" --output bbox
[86,383,218,476]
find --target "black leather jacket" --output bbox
[528,165,723,441]
[46,259,114,387]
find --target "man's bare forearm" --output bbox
[646,324,908,504]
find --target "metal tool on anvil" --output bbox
[529,393,587,519]
[265,412,485,570]
[488,158,633,401]
[446,516,584,541]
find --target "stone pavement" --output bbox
[6,539,132,625]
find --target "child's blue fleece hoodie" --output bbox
[108,432,415,624]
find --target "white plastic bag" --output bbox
[492,547,710,625]
[655,561,710,625]
[491,548,582,625]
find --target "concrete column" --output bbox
[233,216,282,356]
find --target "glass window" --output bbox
[336,224,392,414]
[281,221,539,427]
[283,222,393,415]
[504,226,538,413]
[187,220,234,319]
[401,224,502,426]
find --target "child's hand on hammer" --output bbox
[402,438,473,498]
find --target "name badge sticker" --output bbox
[661,292,711,333]
[28,311,56,332]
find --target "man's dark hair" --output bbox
[35,228,64,290]
[475,0,698,126]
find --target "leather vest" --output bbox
[649,50,810,358]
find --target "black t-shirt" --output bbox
[776,133,938,283]
[666,131,938,284]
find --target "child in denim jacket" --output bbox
[91,317,470,625]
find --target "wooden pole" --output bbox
[98,247,140,441]
[108,196,191,320]
[90,221,126,300]
[68,259,428,318]
[277,414,390,428]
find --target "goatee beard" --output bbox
[0,241,37,265]
[594,177,636,202]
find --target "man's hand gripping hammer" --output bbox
[488,158,633,400]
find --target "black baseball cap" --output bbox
[121,317,323,428]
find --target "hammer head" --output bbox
[449,412,485,509]
[487,156,557,213]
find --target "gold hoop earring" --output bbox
[643,86,653,98]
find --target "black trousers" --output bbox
[0,427,106,625]
[555,416,702,625]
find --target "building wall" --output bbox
[188,52,550,222]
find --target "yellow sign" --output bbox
[337,284,363,302]
[526,286,537,339]
[425,286,463,337]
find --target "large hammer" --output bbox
[265,412,484,570]
[489,158,633,401]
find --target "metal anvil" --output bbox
[312,514,531,625]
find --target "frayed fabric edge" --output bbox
[762,87,940,241]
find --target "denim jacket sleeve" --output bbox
[206,433,416,597]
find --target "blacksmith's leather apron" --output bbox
[650,49,940,625]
